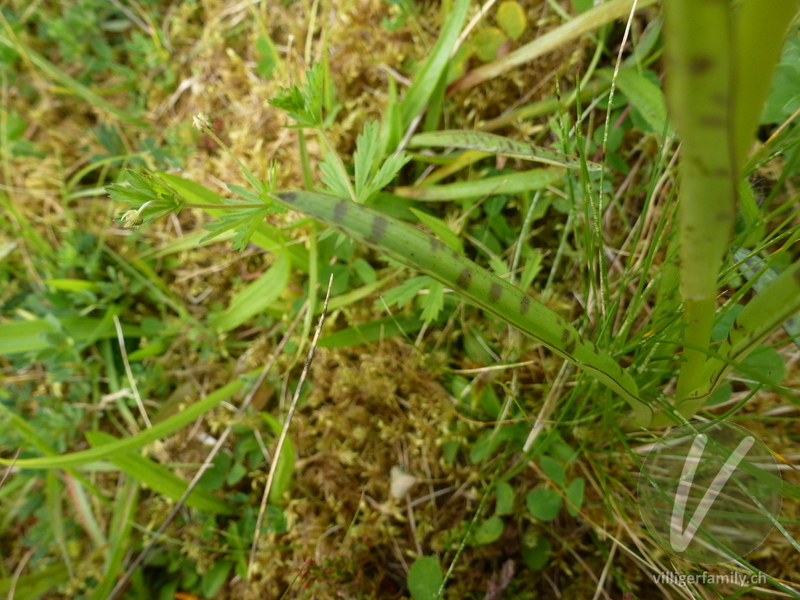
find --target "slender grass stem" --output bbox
[181,202,265,209]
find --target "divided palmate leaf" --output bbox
[354,121,412,202]
[268,62,324,128]
[320,152,353,199]
[201,201,276,252]
[107,169,183,224]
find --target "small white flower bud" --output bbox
[193,112,212,131]
[120,210,144,229]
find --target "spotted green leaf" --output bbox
[273,190,651,425]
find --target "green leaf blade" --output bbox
[399,0,471,128]
[526,488,562,522]
[408,556,444,600]
[394,169,564,201]
[211,252,290,332]
[0,379,245,469]
[409,130,599,170]
[86,432,234,514]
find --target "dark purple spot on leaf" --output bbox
[689,57,713,74]
[520,294,531,315]
[456,268,473,289]
[333,199,349,222]
[372,216,388,240]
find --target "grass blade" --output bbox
[88,476,139,600]
[0,317,143,356]
[46,471,72,577]
[0,564,69,600]
[210,252,290,332]
[65,473,107,549]
[0,32,149,128]
[448,0,658,93]
[86,431,234,514]
[399,0,471,128]
[0,402,110,503]
[0,379,244,469]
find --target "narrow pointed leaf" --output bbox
[210,252,289,332]
[409,130,599,171]
[86,431,235,514]
[0,379,244,469]
[676,258,800,419]
[0,317,142,356]
[400,0,471,127]
[734,248,800,349]
[394,169,564,201]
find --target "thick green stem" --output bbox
[665,0,797,419]
[676,258,800,418]
[664,0,737,402]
